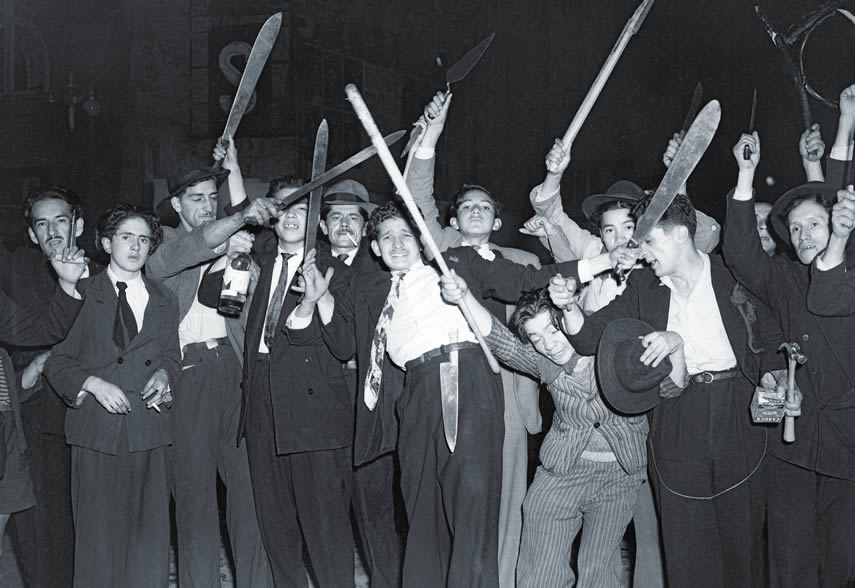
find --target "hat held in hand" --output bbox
[597,318,672,415]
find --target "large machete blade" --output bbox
[274,130,406,211]
[220,12,282,142]
[304,120,329,257]
[630,99,721,246]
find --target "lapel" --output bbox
[247,248,277,352]
[363,271,393,325]
[87,271,120,342]
[126,276,168,352]
[710,256,747,368]
[637,270,670,329]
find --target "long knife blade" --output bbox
[304,120,329,257]
[439,353,459,453]
[446,33,495,84]
[680,82,703,133]
[748,88,757,132]
[274,130,406,211]
[220,12,282,142]
[630,100,721,246]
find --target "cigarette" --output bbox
[151,402,161,413]
[346,232,359,246]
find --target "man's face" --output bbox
[787,199,829,265]
[320,204,366,251]
[272,188,308,248]
[522,311,574,366]
[28,198,83,257]
[370,217,421,271]
[599,207,635,252]
[754,202,776,255]
[101,217,153,275]
[639,225,683,277]
[171,179,218,230]
[449,189,501,240]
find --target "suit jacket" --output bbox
[44,271,181,455]
[237,231,352,454]
[146,224,245,364]
[0,284,84,451]
[321,246,583,465]
[0,246,102,436]
[724,195,855,480]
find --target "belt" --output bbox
[405,341,479,370]
[182,337,230,355]
[689,368,739,385]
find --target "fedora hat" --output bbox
[581,180,646,222]
[597,318,672,415]
[323,179,376,211]
[155,166,230,226]
[768,181,838,243]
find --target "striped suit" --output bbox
[485,316,646,587]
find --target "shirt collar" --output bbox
[277,246,304,264]
[106,265,145,292]
[659,251,710,298]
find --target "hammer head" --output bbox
[779,342,808,365]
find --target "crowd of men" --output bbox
[0,81,854,588]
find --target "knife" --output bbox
[215,12,282,158]
[743,88,757,160]
[680,82,703,135]
[401,33,496,157]
[304,120,329,257]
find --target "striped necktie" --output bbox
[263,252,296,349]
[363,271,406,410]
[0,355,10,410]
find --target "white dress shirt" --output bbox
[259,247,303,354]
[385,260,476,368]
[178,260,228,350]
[660,253,737,374]
[106,266,148,331]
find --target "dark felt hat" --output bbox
[597,318,673,415]
[769,181,838,243]
[581,180,646,222]
[155,166,231,226]
[323,179,376,211]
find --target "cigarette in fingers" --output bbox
[151,403,161,413]
[346,232,359,247]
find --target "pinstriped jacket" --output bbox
[485,316,648,476]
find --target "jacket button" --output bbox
[145,360,152,366]
[117,357,124,364]
[593,422,601,429]
[305,357,311,363]
[801,334,809,342]
[308,388,314,395]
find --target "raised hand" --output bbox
[545,138,571,176]
[50,246,88,290]
[300,250,334,304]
[639,331,684,368]
[831,187,855,240]
[609,244,640,272]
[548,274,578,311]
[240,197,280,226]
[840,84,855,119]
[732,132,760,171]
[663,132,684,168]
[439,269,468,305]
[227,230,254,257]
[799,123,825,163]
[519,215,557,238]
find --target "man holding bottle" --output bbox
[148,139,278,588]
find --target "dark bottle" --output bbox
[219,253,251,316]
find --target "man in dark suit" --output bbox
[295,201,586,587]
[1,187,97,587]
[45,204,181,588]
[238,177,354,587]
[556,192,776,588]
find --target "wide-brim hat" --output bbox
[769,181,838,243]
[597,318,672,415]
[156,166,231,226]
[581,180,646,222]
[323,178,376,212]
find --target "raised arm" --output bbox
[799,124,826,182]
[827,84,855,189]
[808,187,855,316]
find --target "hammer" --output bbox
[779,342,807,443]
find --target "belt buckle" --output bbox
[697,371,714,384]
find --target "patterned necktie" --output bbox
[364,271,406,410]
[0,354,10,409]
[113,281,138,349]
[263,252,296,350]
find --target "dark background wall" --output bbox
[1,0,852,257]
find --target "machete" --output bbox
[680,82,704,134]
[304,120,329,257]
[616,99,721,280]
[216,12,282,155]
[743,88,757,160]
[272,130,406,212]
[401,33,496,157]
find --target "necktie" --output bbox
[337,253,350,262]
[112,281,138,349]
[364,271,406,410]
[0,354,10,409]
[263,252,296,350]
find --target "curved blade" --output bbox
[446,33,495,84]
[275,130,406,211]
[680,82,703,133]
[221,12,282,140]
[630,100,721,245]
[304,120,329,256]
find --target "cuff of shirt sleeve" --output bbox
[577,258,595,284]
[415,146,435,160]
[285,307,313,330]
[531,182,560,203]
[831,143,854,161]
[74,390,88,407]
[733,187,754,201]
